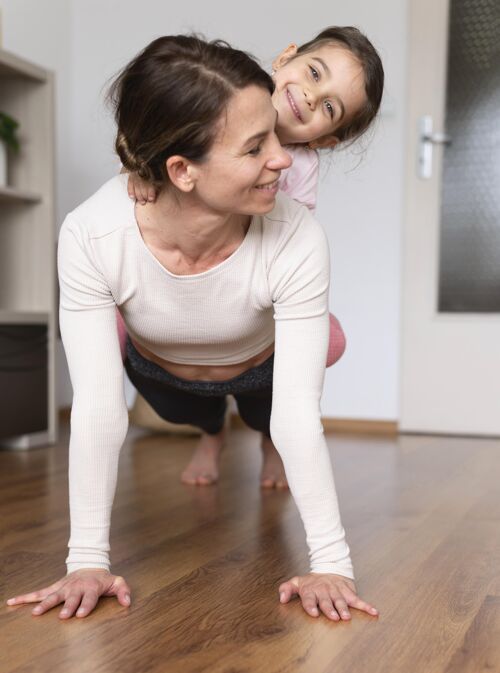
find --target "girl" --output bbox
[122,27,384,488]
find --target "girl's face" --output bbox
[189,85,292,216]
[272,43,367,148]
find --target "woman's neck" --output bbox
[136,189,251,264]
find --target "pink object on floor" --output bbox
[116,307,346,367]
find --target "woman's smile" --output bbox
[255,177,280,194]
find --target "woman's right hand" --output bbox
[6,569,131,619]
[127,171,157,205]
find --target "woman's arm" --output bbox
[272,315,353,578]
[266,202,381,620]
[268,201,353,578]
[57,217,129,573]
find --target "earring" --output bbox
[271,69,276,75]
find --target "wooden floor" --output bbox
[2,420,500,673]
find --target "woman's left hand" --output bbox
[278,573,379,621]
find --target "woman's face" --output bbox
[191,85,292,216]
[271,44,367,147]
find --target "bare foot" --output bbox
[260,435,289,489]
[181,427,226,486]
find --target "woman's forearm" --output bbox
[58,218,129,573]
[271,316,354,579]
[65,402,128,573]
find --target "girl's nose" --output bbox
[304,88,316,110]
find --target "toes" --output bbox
[260,473,288,489]
[181,474,198,485]
[196,474,217,485]
[181,471,218,486]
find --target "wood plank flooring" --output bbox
[1,420,500,673]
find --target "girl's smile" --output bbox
[286,89,304,122]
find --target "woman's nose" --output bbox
[268,143,292,171]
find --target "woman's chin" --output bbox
[250,199,277,215]
[251,189,279,212]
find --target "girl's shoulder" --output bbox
[283,144,319,170]
[279,146,319,212]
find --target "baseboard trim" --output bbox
[59,408,398,436]
[321,417,398,435]
[231,413,398,436]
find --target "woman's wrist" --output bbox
[66,562,110,575]
[309,561,355,580]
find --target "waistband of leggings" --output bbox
[125,335,274,396]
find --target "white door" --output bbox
[400,0,500,435]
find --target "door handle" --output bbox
[418,115,452,179]
[422,131,452,145]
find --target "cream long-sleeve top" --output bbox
[57,173,353,579]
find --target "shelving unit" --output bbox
[0,48,57,449]
[0,185,42,204]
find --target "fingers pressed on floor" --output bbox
[33,592,62,615]
[332,596,351,620]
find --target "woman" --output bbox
[6,35,378,623]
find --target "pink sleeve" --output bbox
[278,146,320,212]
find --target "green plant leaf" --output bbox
[0,112,20,152]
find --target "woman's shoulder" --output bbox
[261,191,327,255]
[262,192,330,308]
[263,191,322,233]
[62,174,133,239]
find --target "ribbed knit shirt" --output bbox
[57,171,353,579]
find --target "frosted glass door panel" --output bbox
[438,0,500,312]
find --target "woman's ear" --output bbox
[165,156,197,192]
[272,43,298,72]
[308,135,340,151]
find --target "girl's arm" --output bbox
[120,166,157,205]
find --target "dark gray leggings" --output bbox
[124,336,273,437]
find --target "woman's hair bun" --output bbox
[116,131,153,181]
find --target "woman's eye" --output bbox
[309,66,319,82]
[248,145,262,156]
[325,101,334,119]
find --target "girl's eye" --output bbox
[248,145,262,156]
[309,66,319,82]
[325,101,334,119]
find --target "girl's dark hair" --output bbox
[107,35,274,185]
[297,26,384,145]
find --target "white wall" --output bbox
[1,0,407,421]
